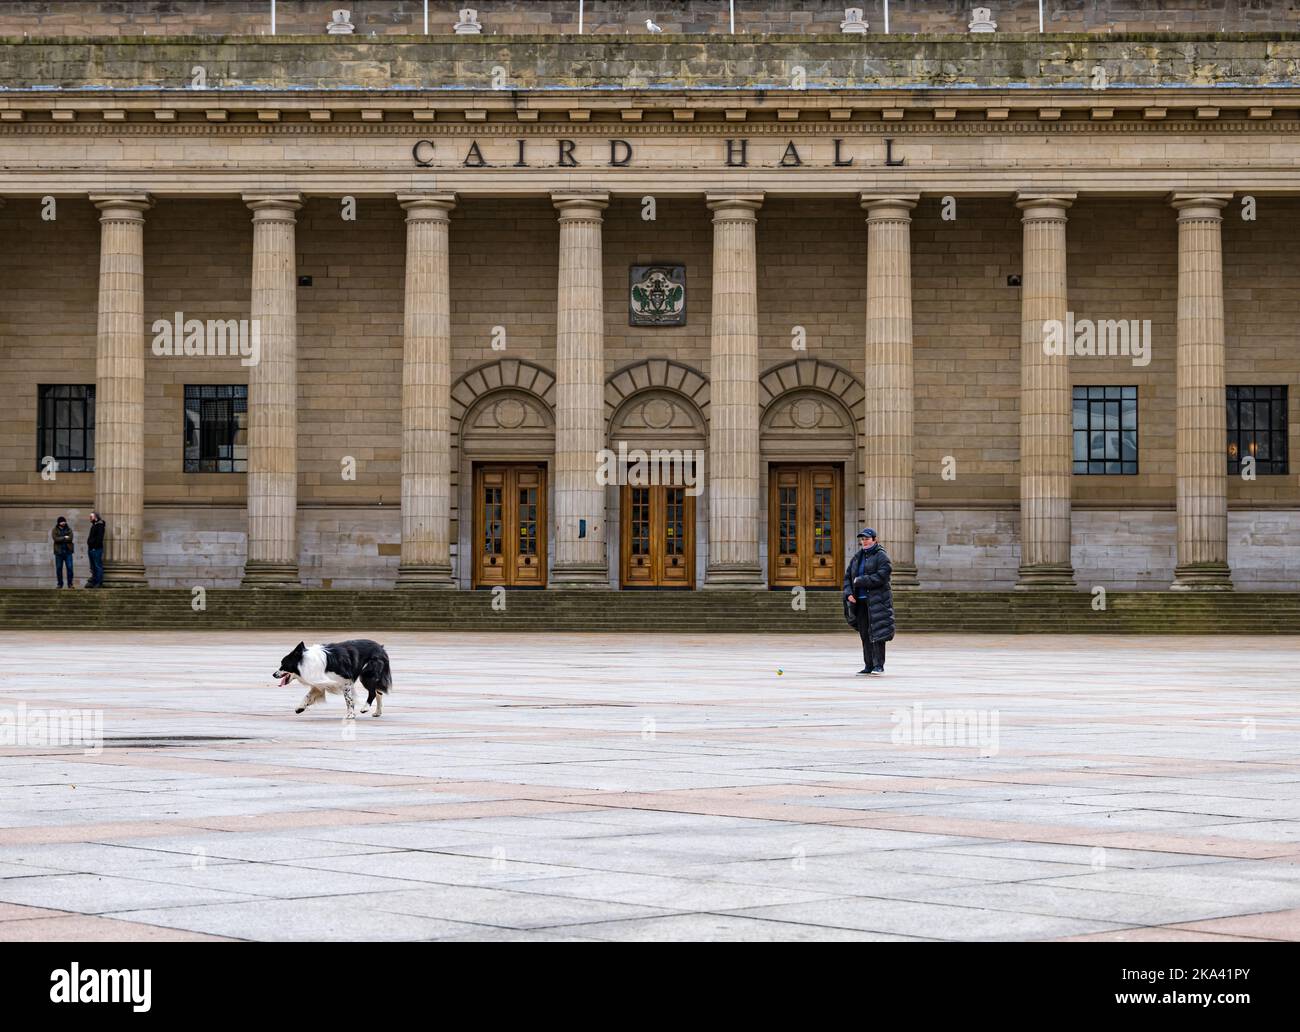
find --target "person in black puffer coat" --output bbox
[51,516,75,589]
[844,528,895,675]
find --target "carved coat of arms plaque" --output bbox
[629,264,686,326]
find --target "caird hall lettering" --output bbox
[411,137,906,168]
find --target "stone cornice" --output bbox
[4,118,1300,137]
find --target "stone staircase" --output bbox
[0,588,1297,633]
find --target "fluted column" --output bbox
[705,193,765,587]
[396,193,457,588]
[1170,193,1233,590]
[1015,192,1077,589]
[550,192,609,585]
[90,193,153,586]
[241,193,302,587]
[861,194,920,587]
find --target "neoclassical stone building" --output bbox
[1,5,1298,591]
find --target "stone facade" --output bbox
[2,1,1297,37]
[1,28,1298,591]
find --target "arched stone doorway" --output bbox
[606,359,709,588]
[759,358,863,589]
[452,360,556,589]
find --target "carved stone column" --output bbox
[1015,192,1077,589]
[704,193,765,587]
[861,193,920,587]
[241,193,302,587]
[90,193,153,586]
[396,193,457,587]
[550,192,609,586]
[1170,193,1233,590]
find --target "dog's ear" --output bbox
[295,641,305,652]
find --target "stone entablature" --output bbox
[0,117,1295,202]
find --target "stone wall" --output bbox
[0,503,400,587]
[1,1,1294,38]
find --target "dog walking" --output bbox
[844,528,895,675]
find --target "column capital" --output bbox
[551,191,609,220]
[243,192,304,218]
[1015,191,1076,219]
[89,193,154,219]
[398,191,457,218]
[1168,192,1232,218]
[706,192,764,219]
[860,193,918,220]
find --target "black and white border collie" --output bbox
[275,640,393,720]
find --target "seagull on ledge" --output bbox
[645,19,662,32]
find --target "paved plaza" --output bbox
[0,630,1298,942]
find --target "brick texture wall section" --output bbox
[0,505,400,588]
[0,1,1292,38]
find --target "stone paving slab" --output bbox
[0,630,1298,941]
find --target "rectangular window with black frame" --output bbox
[1227,385,1288,475]
[1072,385,1138,475]
[183,385,248,473]
[36,384,95,473]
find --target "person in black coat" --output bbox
[86,511,106,588]
[51,515,74,589]
[844,528,895,675]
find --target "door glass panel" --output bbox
[779,486,798,554]
[631,487,650,555]
[813,486,832,555]
[665,488,684,556]
[483,487,502,555]
[518,486,537,556]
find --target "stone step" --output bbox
[1,588,1297,633]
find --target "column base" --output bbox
[1171,562,1234,591]
[241,561,301,588]
[703,563,765,589]
[548,562,609,587]
[890,562,920,589]
[101,562,148,587]
[1014,563,1076,590]
[395,563,455,589]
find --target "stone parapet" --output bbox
[5,35,1300,93]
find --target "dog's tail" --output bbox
[361,649,392,695]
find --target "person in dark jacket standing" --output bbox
[51,515,74,589]
[86,511,106,588]
[844,528,895,675]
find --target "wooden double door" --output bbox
[473,464,547,588]
[620,484,695,588]
[768,464,843,589]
